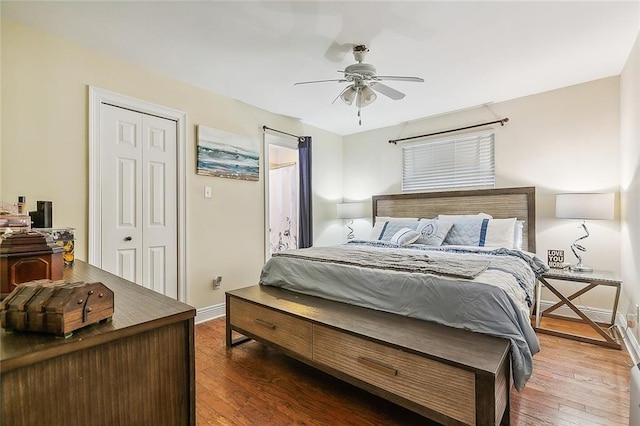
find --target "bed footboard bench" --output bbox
[226,285,511,426]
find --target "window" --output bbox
[402,132,495,192]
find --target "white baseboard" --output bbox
[538,299,640,362]
[538,299,615,324]
[616,312,640,364]
[195,303,225,324]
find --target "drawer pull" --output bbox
[357,356,398,376]
[254,318,276,330]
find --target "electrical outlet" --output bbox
[628,313,638,328]
[213,276,222,290]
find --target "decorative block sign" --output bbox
[547,249,565,269]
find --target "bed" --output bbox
[226,186,545,426]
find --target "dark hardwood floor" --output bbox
[196,317,631,425]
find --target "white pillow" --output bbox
[483,218,517,248]
[370,221,386,240]
[513,220,525,250]
[389,228,420,246]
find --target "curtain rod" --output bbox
[262,125,302,140]
[388,118,509,145]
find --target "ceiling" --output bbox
[2,1,639,136]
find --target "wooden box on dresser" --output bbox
[227,285,512,426]
[0,232,64,298]
[1,261,196,426]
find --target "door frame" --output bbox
[88,86,187,302]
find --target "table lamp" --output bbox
[555,193,614,272]
[337,202,365,240]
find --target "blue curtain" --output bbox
[298,136,313,248]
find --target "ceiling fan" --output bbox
[295,44,424,125]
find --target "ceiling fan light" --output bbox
[340,86,357,105]
[357,85,377,108]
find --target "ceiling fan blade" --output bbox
[375,75,425,83]
[370,82,405,100]
[294,79,347,85]
[324,41,353,63]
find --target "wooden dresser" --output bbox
[1,261,196,426]
[227,285,512,426]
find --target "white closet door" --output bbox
[100,104,177,297]
[143,114,177,298]
[101,105,144,284]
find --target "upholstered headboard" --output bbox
[372,187,536,252]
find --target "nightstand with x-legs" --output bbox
[534,268,621,350]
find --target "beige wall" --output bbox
[621,32,640,318]
[0,18,3,198]
[344,77,622,310]
[1,19,343,309]
[2,17,635,315]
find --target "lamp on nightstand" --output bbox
[337,202,365,240]
[555,192,614,272]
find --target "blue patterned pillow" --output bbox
[370,219,422,241]
[415,220,454,246]
[389,228,420,246]
[443,217,516,248]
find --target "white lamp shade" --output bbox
[356,86,377,108]
[337,202,365,219]
[340,86,356,105]
[556,193,614,220]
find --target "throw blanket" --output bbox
[273,245,489,279]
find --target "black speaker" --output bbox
[28,210,39,228]
[38,201,53,228]
[30,201,52,228]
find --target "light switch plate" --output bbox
[204,186,212,198]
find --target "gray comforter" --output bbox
[260,241,549,391]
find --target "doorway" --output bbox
[265,135,299,259]
[89,87,187,301]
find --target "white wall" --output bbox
[621,32,640,318]
[344,77,622,310]
[1,18,343,309]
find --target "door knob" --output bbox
[124,236,132,241]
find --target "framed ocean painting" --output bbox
[197,125,260,181]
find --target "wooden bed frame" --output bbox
[226,186,536,426]
[373,186,536,252]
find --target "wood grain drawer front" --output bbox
[229,298,312,358]
[314,325,476,425]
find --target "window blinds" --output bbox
[402,132,495,192]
